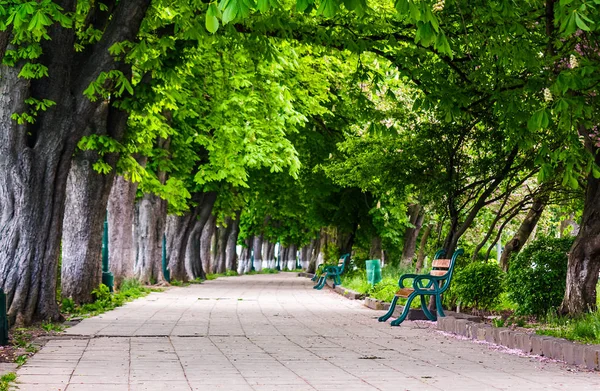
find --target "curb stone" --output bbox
[437,316,600,370]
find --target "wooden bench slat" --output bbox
[430,270,447,276]
[432,259,451,268]
[396,288,415,297]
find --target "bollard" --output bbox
[0,289,8,346]
[101,215,115,292]
[162,234,171,283]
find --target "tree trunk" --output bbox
[0,64,74,325]
[252,235,264,272]
[238,237,253,274]
[184,193,217,280]
[369,236,383,260]
[561,155,600,314]
[134,194,167,284]
[559,213,580,238]
[61,146,115,304]
[285,244,298,271]
[415,225,432,273]
[225,216,240,271]
[401,204,424,267]
[308,238,321,273]
[61,101,127,303]
[200,215,216,275]
[499,197,547,272]
[165,213,196,282]
[108,175,140,288]
[263,241,276,269]
[0,0,151,326]
[214,217,232,274]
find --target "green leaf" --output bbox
[574,13,590,31]
[257,0,270,12]
[205,4,219,33]
[316,0,338,17]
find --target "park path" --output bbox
[15,273,600,391]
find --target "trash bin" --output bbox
[366,259,382,286]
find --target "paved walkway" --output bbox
[15,273,600,390]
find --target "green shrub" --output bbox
[453,261,504,311]
[505,236,574,316]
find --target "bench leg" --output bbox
[313,277,326,289]
[333,274,341,287]
[378,295,399,322]
[390,294,416,326]
[435,294,445,318]
[420,295,436,321]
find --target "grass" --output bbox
[340,264,420,308]
[61,279,154,318]
[534,282,600,344]
[0,373,16,391]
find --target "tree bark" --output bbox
[263,241,276,269]
[238,237,253,274]
[214,217,232,274]
[225,216,240,271]
[61,101,126,303]
[285,244,298,271]
[308,238,321,273]
[499,197,547,271]
[561,147,600,314]
[401,204,425,267]
[415,225,432,273]
[134,193,167,284]
[369,236,383,260]
[0,0,151,326]
[559,213,580,237]
[252,235,264,272]
[200,215,216,275]
[108,175,141,288]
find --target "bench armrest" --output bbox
[413,274,447,292]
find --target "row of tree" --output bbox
[1,0,599,326]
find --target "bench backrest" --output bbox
[337,253,350,273]
[430,248,464,292]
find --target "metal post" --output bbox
[0,289,8,346]
[101,214,114,292]
[162,233,171,282]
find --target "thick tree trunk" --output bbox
[0,63,76,325]
[165,213,196,282]
[166,192,216,281]
[61,102,126,303]
[561,156,600,314]
[214,217,232,274]
[285,244,298,271]
[61,147,115,304]
[225,217,240,271]
[300,244,312,270]
[263,241,276,269]
[499,197,547,271]
[369,236,383,260]
[238,237,253,274]
[134,194,167,284]
[200,215,216,275]
[252,235,264,272]
[560,213,580,238]
[415,225,432,273]
[0,0,150,325]
[108,175,140,288]
[401,204,424,267]
[308,238,321,273]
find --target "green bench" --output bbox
[312,254,350,290]
[378,248,464,326]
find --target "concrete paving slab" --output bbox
[13,273,600,390]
